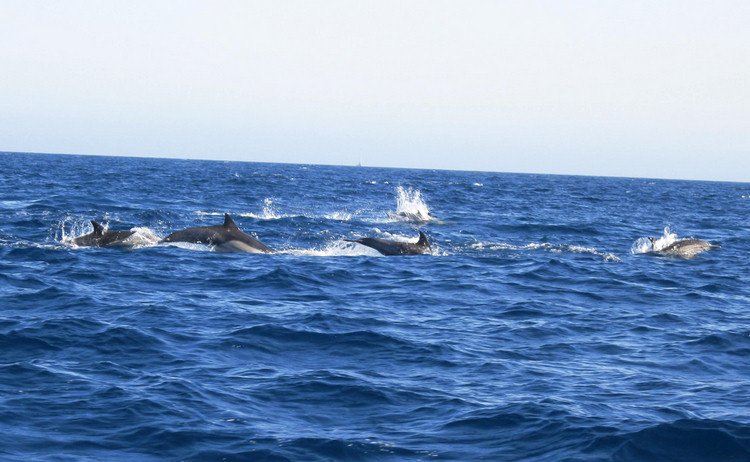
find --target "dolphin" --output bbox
[391,210,434,223]
[72,221,135,247]
[163,213,272,253]
[346,231,431,256]
[647,237,720,258]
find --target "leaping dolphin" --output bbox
[72,221,135,247]
[163,214,273,253]
[346,231,431,256]
[647,237,720,258]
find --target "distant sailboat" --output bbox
[357,157,363,167]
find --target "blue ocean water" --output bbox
[1,151,749,461]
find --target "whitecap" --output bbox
[0,199,40,209]
[194,211,223,216]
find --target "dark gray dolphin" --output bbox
[72,221,135,247]
[346,231,431,256]
[647,237,720,258]
[163,213,272,253]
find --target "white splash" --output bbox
[631,226,678,254]
[369,228,418,243]
[55,217,91,244]
[56,216,115,245]
[470,242,517,251]
[260,198,282,219]
[324,211,353,221]
[390,186,433,223]
[239,198,283,220]
[286,240,381,257]
[55,217,161,249]
[125,227,163,248]
[161,241,213,252]
[525,242,621,261]
[472,241,621,262]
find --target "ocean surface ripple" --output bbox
[1,152,750,461]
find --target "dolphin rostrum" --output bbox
[163,213,273,253]
[346,231,431,256]
[72,220,135,247]
[647,237,720,258]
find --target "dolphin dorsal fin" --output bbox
[91,220,105,236]
[223,213,238,229]
[417,231,429,247]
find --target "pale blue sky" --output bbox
[2,1,748,181]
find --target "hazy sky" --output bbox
[2,1,748,181]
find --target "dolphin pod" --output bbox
[67,214,722,259]
[70,213,432,255]
[647,237,720,258]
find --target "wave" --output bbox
[0,199,42,210]
[185,437,426,462]
[219,324,457,371]
[683,330,750,357]
[612,419,750,462]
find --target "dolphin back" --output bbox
[653,238,720,258]
[163,214,273,253]
[72,221,134,247]
[347,231,431,256]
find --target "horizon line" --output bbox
[1,149,745,185]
